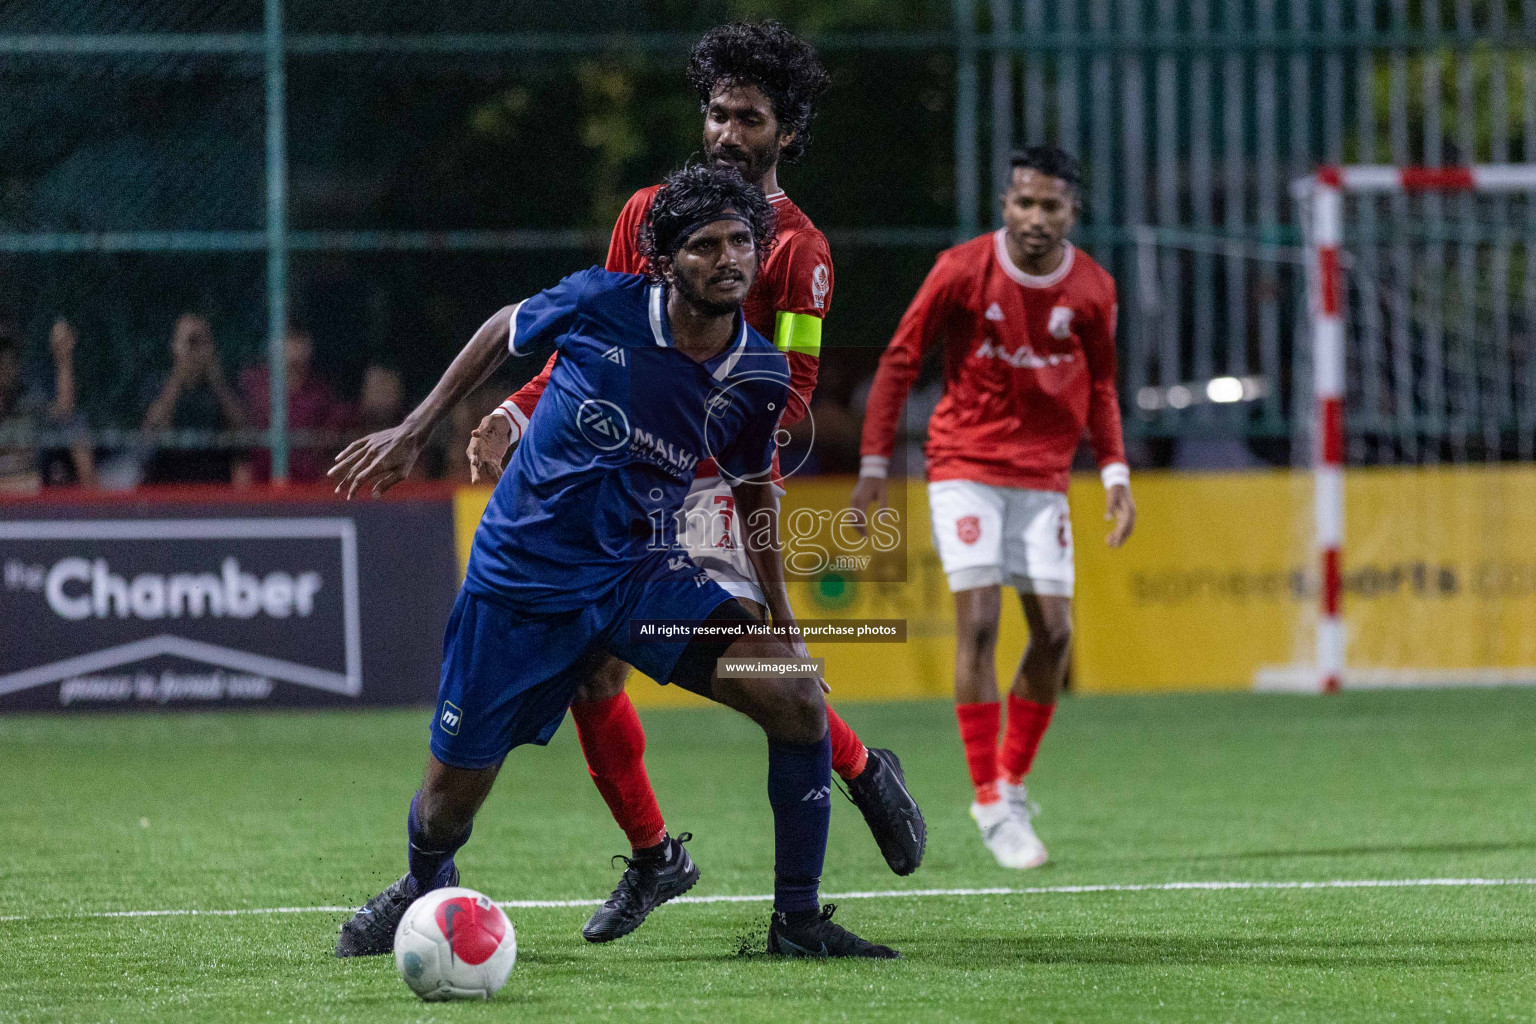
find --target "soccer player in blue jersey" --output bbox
[329,165,898,959]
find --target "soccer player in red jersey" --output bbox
[465,23,925,940]
[851,146,1136,869]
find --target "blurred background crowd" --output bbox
[0,311,498,491]
[9,0,1531,494]
[0,307,915,492]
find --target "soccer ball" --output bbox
[393,887,517,1001]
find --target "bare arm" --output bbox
[734,480,829,691]
[47,320,77,421]
[1105,481,1136,547]
[466,350,551,483]
[205,359,248,430]
[142,366,191,430]
[146,314,217,430]
[466,408,515,484]
[45,323,96,486]
[734,479,793,627]
[69,442,96,488]
[330,304,517,499]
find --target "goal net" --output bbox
[1271,166,1536,691]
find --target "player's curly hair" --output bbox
[685,21,831,164]
[638,165,778,279]
[1009,146,1084,201]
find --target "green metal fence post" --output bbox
[265,0,289,482]
[954,0,979,240]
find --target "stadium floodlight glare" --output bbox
[1135,375,1268,413]
[1205,376,1245,404]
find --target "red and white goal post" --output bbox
[1283,164,1536,693]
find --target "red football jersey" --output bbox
[500,185,831,479]
[860,230,1126,494]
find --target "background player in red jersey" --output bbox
[463,23,925,941]
[850,146,1135,870]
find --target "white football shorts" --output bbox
[926,478,1074,597]
[676,475,769,608]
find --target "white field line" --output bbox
[1,877,1533,924]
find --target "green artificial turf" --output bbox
[3,689,1535,1023]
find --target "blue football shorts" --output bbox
[429,553,736,770]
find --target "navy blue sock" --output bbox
[766,733,832,915]
[406,791,471,895]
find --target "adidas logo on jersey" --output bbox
[602,346,626,366]
[985,302,1005,321]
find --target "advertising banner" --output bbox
[0,494,459,711]
[456,466,1536,703]
[455,478,998,707]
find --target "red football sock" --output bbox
[570,692,667,850]
[999,695,1056,785]
[827,706,868,780]
[955,701,1002,804]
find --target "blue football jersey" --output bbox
[464,268,791,612]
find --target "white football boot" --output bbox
[971,796,1048,870]
[994,779,1048,867]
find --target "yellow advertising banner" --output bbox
[1069,470,1309,692]
[1075,466,1536,691]
[1341,465,1536,676]
[453,466,1536,704]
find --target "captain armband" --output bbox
[773,311,823,357]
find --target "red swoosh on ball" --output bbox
[434,897,507,966]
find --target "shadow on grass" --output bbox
[495,932,1519,971]
[1128,838,1536,863]
[939,933,1520,969]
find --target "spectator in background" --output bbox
[0,330,41,493]
[358,364,405,433]
[354,362,431,484]
[141,313,248,485]
[444,382,505,484]
[38,319,97,488]
[0,320,97,493]
[240,323,352,484]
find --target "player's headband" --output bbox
[662,212,755,257]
